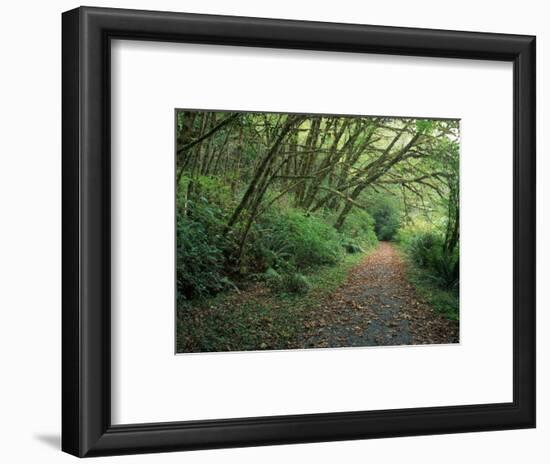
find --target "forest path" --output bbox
[300,242,459,348]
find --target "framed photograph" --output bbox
[62,6,535,457]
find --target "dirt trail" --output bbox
[300,242,459,348]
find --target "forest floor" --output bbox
[177,242,458,353]
[299,242,459,348]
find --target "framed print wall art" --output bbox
[61,6,536,457]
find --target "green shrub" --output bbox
[281,272,311,294]
[249,209,342,272]
[425,246,459,291]
[262,268,311,294]
[178,174,233,213]
[373,205,400,240]
[342,242,364,254]
[176,214,228,300]
[407,231,438,267]
[403,231,459,291]
[176,178,234,300]
[364,193,401,241]
[263,267,284,291]
[337,208,378,250]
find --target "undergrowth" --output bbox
[397,228,459,320]
[176,253,364,352]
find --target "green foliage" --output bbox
[406,267,459,321]
[263,267,284,292]
[343,242,364,254]
[397,225,459,319]
[281,272,311,294]
[402,230,459,291]
[336,208,378,249]
[398,227,459,319]
[176,177,378,303]
[176,214,227,300]
[425,246,459,291]
[262,268,311,294]
[365,193,401,241]
[176,177,232,301]
[252,208,378,294]
[405,231,438,268]
[249,209,342,273]
[179,174,234,214]
[415,119,434,133]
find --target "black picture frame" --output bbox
[62,6,536,457]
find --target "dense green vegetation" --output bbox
[176,111,460,351]
[398,229,459,319]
